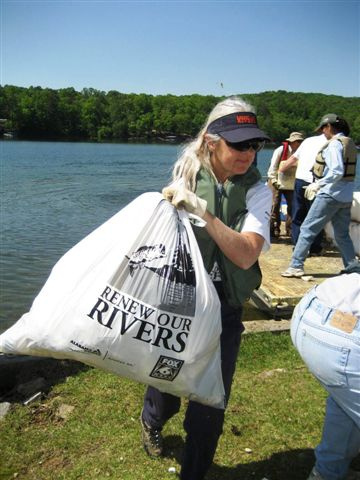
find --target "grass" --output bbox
[0,331,358,480]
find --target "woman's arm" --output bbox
[203,212,265,269]
[318,139,344,186]
[278,154,298,173]
[202,183,271,269]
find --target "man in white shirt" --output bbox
[279,133,327,252]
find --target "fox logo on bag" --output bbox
[150,355,184,381]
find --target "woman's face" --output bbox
[208,138,257,183]
[321,124,333,140]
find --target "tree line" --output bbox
[1,85,359,144]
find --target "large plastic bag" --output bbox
[0,192,225,408]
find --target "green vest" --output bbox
[192,166,263,308]
[312,136,357,181]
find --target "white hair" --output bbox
[171,96,256,190]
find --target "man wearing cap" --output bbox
[267,132,304,238]
[140,96,272,480]
[282,113,359,277]
[279,132,328,253]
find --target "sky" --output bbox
[1,0,359,98]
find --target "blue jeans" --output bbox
[291,179,324,252]
[291,193,356,269]
[291,287,360,480]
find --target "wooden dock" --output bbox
[248,234,343,319]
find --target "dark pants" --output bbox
[270,188,293,235]
[291,178,323,253]
[142,286,244,480]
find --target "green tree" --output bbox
[80,88,108,140]
[1,86,359,143]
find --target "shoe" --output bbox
[281,267,305,278]
[140,411,163,457]
[271,227,280,239]
[340,259,360,274]
[307,467,324,480]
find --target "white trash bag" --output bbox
[0,192,225,408]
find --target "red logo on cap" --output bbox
[236,115,256,125]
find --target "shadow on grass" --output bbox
[0,357,89,402]
[163,435,360,480]
[209,448,315,480]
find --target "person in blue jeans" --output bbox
[290,272,360,480]
[282,114,359,278]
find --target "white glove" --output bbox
[162,181,207,218]
[304,182,321,201]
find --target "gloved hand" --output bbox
[271,179,281,190]
[162,180,207,218]
[304,182,321,201]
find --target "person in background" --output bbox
[267,131,304,238]
[282,114,359,277]
[279,133,328,253]
[290,272,360,480]
[140,96,272,480]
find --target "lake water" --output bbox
[1,140,359,334]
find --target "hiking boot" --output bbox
[271,227,280,238]
[281,267,305,278]
[140,412,163,457]
[340,259,360,274]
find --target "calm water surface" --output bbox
[1,140,359,333]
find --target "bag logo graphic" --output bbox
[107,203,197,316]
[150,355,184,381]
[127,241,196,288]
[128,244,166,275]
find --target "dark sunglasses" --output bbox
[225,139,265,153]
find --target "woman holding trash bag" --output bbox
[140,96,272,480]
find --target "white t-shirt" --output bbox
[316,273,360,319]
[267,144,293,179]
[242,180,272,251]
[209,180,272,281]
[294,134,328,183]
